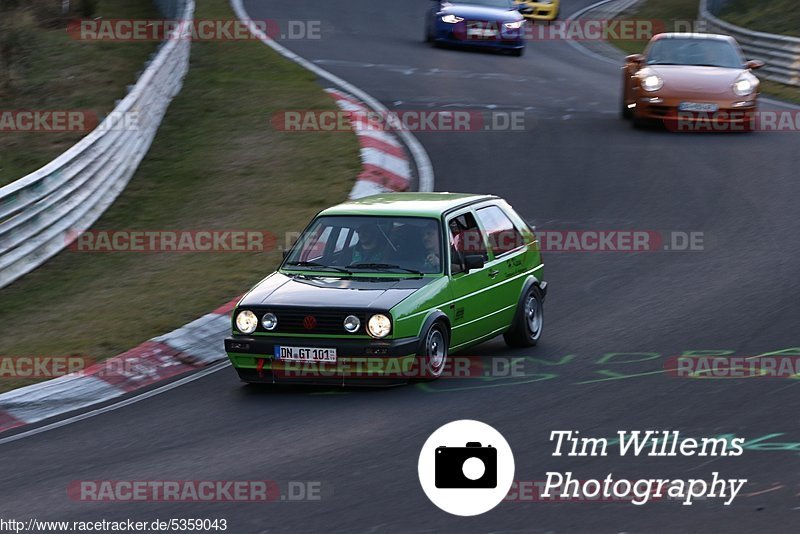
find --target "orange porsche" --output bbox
[621,33,764,131]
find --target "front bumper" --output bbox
[516,1,559,20]
[225,335,420,385]
[432,22,525,50]
[635,95,758,131]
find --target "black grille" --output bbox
[249,308,376,336]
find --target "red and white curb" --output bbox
[0,91,415,435]
[0,298,238,434]
[326,88,412,198]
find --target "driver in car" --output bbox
[351,223,386,263]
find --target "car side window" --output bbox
[475,205,524,256]
[448,212,487,275]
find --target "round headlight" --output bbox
[343,315,361,333]
[641,74,663,92]
[235,310,258,334]
[367,314,391,338]
[733,76,756,96]
[262,312,278,331]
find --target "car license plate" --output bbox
[467,27,496,37]
[679,102,718,112]
[274,345,337,362]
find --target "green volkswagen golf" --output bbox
[225,193,546,384]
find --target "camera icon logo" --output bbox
[435,442,497,488]
[418,420,514,516]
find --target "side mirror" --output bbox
[463,255,484,272]
[282,250,290,259]
[625,54,645,64]
[746,59,764,70]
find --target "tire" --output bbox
[417,321,449,380]
[424,21,432,43]
[503,285,544,348]
[510,47,524,57]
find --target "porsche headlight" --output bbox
[441,14,464,24]
[235,310,258,334]
[367,314,391,338]
[504,20,524,29]
[733,73,758,96]
[641,74,663,92]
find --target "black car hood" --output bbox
[239,272,433,310]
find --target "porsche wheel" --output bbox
[504,285,544,347]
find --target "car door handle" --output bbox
[488,269,499,278]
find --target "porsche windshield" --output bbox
[646,38,743,69]
[284,216,443,274]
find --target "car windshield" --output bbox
[284,216,443,275]
[646,38,744,69]
[445,0,514,10]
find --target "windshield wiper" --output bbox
[346,263,424,275]
[284,261,352,274]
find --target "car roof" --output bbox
[319,192,497,217]
[652,32,736,43]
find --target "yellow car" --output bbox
[515,0,559,21]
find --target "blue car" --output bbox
[425,0,526,56]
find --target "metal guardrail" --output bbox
[700,0,800,87]
[0,0,195,289]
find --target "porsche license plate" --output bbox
[274,346,337,362]
[679,102,719,112]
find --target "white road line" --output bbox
[230,0,435,191]
[0,362,230,447]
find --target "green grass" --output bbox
[719,0,799,37]
[0,0,161,186]
[0,0,360,393]
[609,0,800,105]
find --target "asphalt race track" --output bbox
[2,0,800,531]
